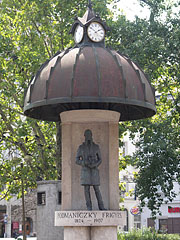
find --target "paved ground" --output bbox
[0,238,37,240]
[0,239,15,240]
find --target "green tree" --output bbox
[0,0,116,199]
[135,0,180,216]
[111,0,180,215]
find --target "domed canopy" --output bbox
[24,45,156,122]
[24,3,156,122]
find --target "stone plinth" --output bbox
[55,211,126,226]
[59,110,121,240]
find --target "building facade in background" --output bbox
[0,180,63,239]
[141,182,180,234]
[120,133,180,234]
[0,190,37,238]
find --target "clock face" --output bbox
[74,24,84,44]
[87,22,105,42]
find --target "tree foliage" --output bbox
[0,0,115,199]
[114,0,180,215]
[107,0,180,215]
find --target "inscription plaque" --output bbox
[55,211,126,227]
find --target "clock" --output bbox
[74,24,84,44]
[87,22,105,42]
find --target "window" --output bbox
[58,191,62,205]
[147,218,155,228]
[159,219,168,233]
[134,214,141,222]
[125,182,135,199]
[37,192,46,205]
[122,142,128,157]
[134,214,141,229]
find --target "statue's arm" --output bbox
[89,146,102,168]
[96,146,102,167]
[76,147,84,166]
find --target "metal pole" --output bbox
[88,0,92,9]
[21,163,26,240]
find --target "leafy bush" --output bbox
[118,228,180,240]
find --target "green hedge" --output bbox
[118,228,180,240]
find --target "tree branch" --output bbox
[0,106,28,155]
[32,20,52,58]
[140,0,154,8]
[32,122,47,145]
[0,189,10,201]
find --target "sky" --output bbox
[109,0,150,21]
[109,0,180,21]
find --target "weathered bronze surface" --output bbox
[76,129,105,210]
[23,4,156,122]
[24,45,156,121]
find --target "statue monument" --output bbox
[76,129,105,210]
[23,0,156,239]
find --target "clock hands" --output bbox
[89,27,102,34]
[87,22,105,42]
[96,29,103,33]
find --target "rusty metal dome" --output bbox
[24,44,156,122]
[24,4,156,122]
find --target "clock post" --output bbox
[23,0,156,240]
[88,0,92,10]
[56,5,127,240]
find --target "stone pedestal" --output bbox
[64,226,117,240]
[55,210,126,240]
[60,110,120,240]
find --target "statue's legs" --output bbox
[84,185,92,210]
[93,185,106,210]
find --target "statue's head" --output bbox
[84,129,93,142]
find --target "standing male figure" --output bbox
[76,129,106,210]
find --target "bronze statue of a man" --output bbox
[76,129,105,210]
